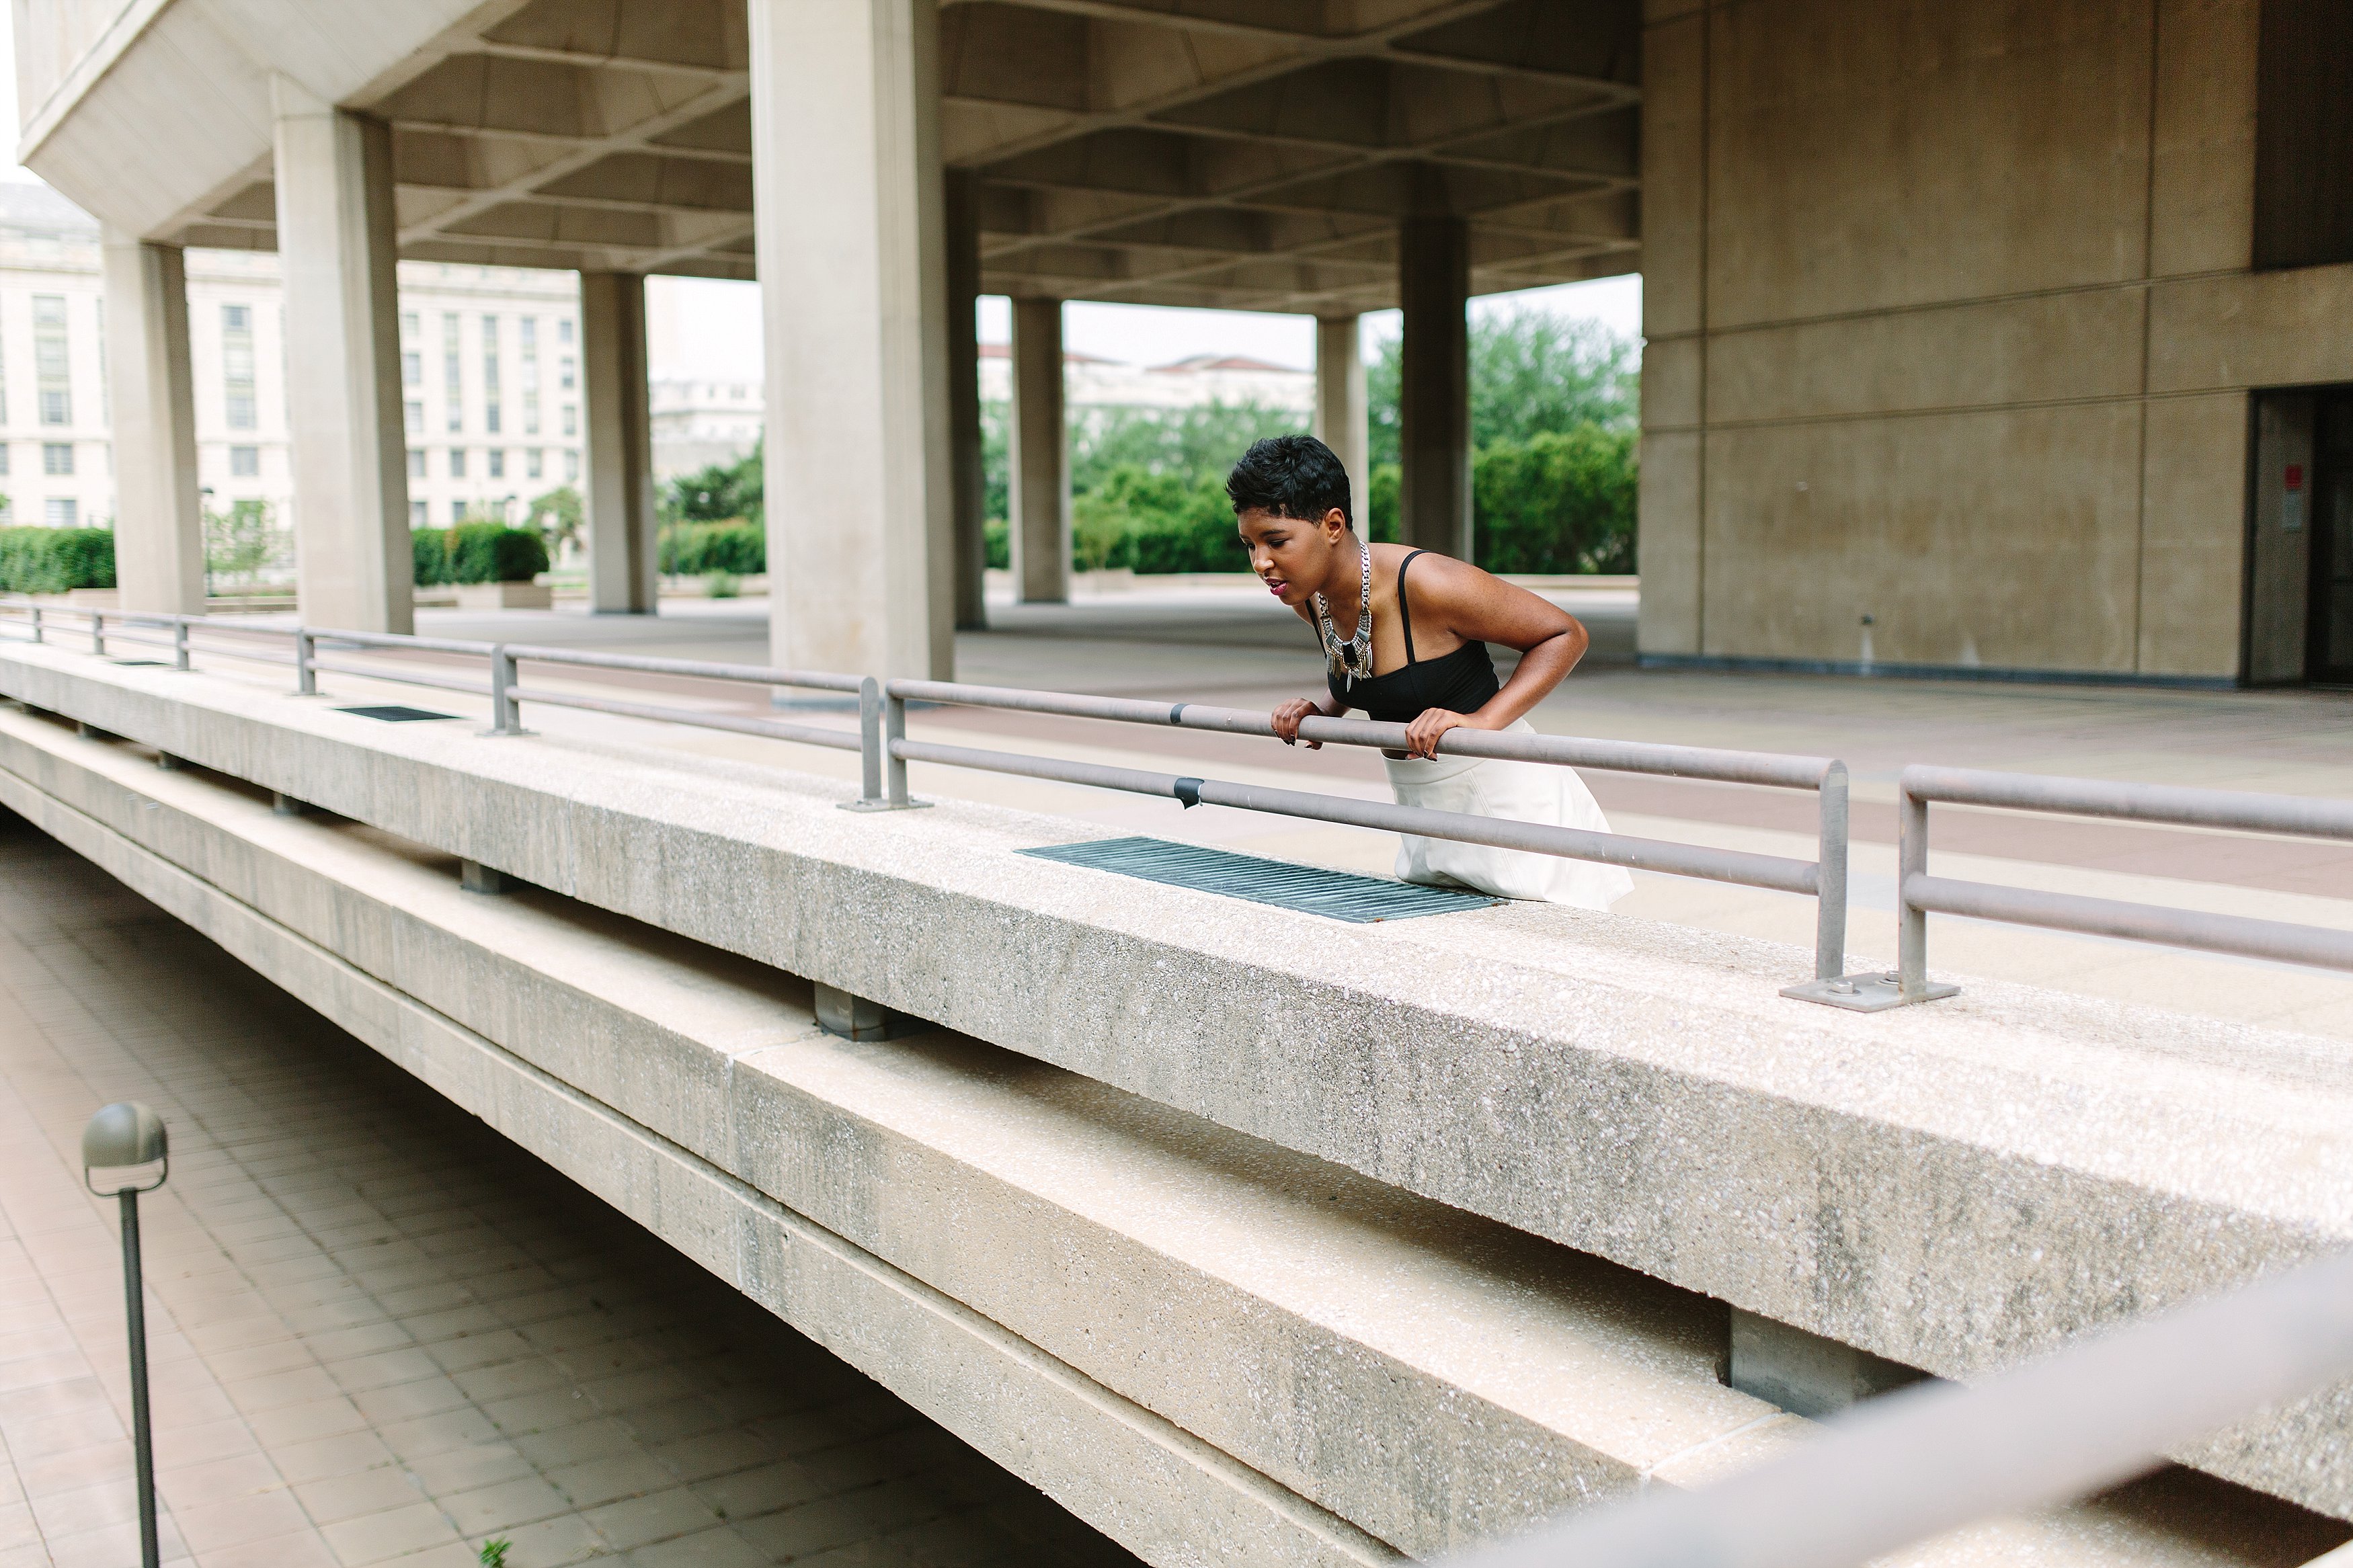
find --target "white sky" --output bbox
[0,11,1640,382]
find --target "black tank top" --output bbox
[1326,550,1501,725]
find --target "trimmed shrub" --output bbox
[1472,425,1637,575]
[411,528,452,587]
[659,521,764,577]
[984,518,1008,571]
[0,527,116,593]
[448,523,549,585]
[1070,465,1248,575]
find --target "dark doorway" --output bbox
[2309,393,2353,685]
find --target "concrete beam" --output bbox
[946,168,989,630]
[1,694,2323,1567]
[1010,296,1070,603]
[581,272,659,615]
[272,81,413,634]
[100,232,203,615]
[1398,212,1470,557]
[12,644,2353,1530]
[1314,314,1369,504]
[750,0,956,679]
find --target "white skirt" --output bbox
[1381,718,1636,910]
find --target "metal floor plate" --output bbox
[335,704,458,723]
[1022,835,1504,923]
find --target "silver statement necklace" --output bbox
[1311,540,1373,688]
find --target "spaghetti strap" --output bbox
[1396,550,1427,665]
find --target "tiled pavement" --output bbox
[0,814,1140,1568]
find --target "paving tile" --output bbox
[190,1526,342,1568]
[621,1523,769,1568]
[155,1451,286,1507]
[327,1350,446,1396]
[266,1431,399,1487]
[375,1408,502,1464]
[318,1499,462,1567]
[436,1475,572,1535]
[690,1459,825,1524]
[480,1510,605,1568]
[400,1444,535,1498]
[581,1488,726,1552]
[247,1397,370,1448]
[29,1477,140,1539]
[292,1468,426,1528]
[169,1489,314,1554]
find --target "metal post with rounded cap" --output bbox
[83,1102,167,1568]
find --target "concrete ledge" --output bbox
[5,645,2353,1520]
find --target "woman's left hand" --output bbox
[1404,708,1478,759]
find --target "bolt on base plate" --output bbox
[1781,971,1960,1012]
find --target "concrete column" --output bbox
[1010,296,1068,604]
[749,0,955,679]
[1397,215,1471,559]
[945,168,987,629]
[581,273,658,615]
[1312,314,1369,503]
[100,231,202,614]
[272,77,411,634]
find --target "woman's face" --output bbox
[1238,507,1349,607]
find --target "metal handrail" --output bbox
[889,675,1853,980]
[1447,1247,2353,1568]
[1895,763,2353,1004]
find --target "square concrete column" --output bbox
[272,77,412,634]
[945,169,987,629]
[1313,314,1369,503]
[1010,296,1069,604]
[750,0,955,679]
[581,273,658,615]
[1398,215,1471,559]
[101,231,203,614]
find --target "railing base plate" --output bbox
[838,798,932,813]
[1781,971,1960,1012]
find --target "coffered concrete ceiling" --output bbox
[175,0,1640,313]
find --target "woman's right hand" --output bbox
[1271,697,1324,749]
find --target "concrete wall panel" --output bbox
[1700,405,2145,670]
[1640,335,1702,431]
[2150,264,2353,395]
[1705,0,2155,327]
[1638,13,1706,339]
[2137,392,2249,677]
[1705,292,2148,426]
[2148,0,2258,278]
[1635,431,1702,654]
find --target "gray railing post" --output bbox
[293,628,317,696]
[1899,780,1930,1000]
[91,610,106,655]
[487,644,522,735]
[172,618,190,671]
[28,606,41,644]
[885,688,912,808]
[1814,761,1849,981]
[856,676,885,806]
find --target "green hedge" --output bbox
[0,527,115,593]
[660,521,764,576]
[411,524,547,585]
[1362,426,1634,573]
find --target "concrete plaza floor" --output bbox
[0,818,1139,1568]
[301,582,2353,1042]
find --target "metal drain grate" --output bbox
[1021,836,1503,923]
[335,704,458,723]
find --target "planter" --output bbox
[455,581,553,610]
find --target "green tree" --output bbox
[204,499,276,585]
[526,485,582,552]
[662,447,762,526]
[1367,310,1638,469]
[1472,426,1638,575]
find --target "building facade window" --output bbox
[0,444,11,477]
[45,497,75,526]
[407,449,426,479]
[450,448,467,479]
[564,449,580,483]
[558,355,575,391]
[42,442,72,475]
[487,449,504,479]
[443,313,463,433]
[221,302,256,429]
[482,314,501,434]
[557,319,573,345]
[450,499,467,524]
[401,312,420,339]
[402,352,422,387]
[230,446,260,477]
[526,448,542,479]
[410,500,428,528]
[524,388,539,435]
[562,405,577,436]
[34,295,69,425]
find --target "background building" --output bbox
[0,183,582,563]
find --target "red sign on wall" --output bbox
[2287,464,2305,491]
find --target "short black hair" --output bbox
[1226,434,1352,527]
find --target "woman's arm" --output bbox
[1396,556,1587,758]
[1272,690,1348,749]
